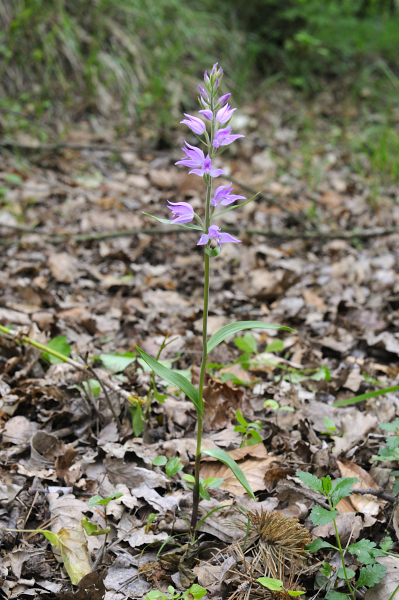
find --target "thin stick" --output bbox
[0,325,129,425]
[284,483,330,510]
[350,488,397,503]
[22,491,39,529]
[1,222,396,245]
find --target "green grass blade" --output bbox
[207,321,294,355]
[333,385,399,407]
[136,347,201,415]
[202,448,255,499]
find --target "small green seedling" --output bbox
[321,416,338,435]
[182,474,223,501]
[235,332,258,369]
[153,455,184,477]
[145,513,157,533]
[234,409,262,446]
[263,399,295,412]
[145,584,206,600]
[84,492,123,565]
[257,577,304,596]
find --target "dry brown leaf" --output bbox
[55,446,80,485]
[302,288,327,311]
[48,252,79,283]
[336,497,356,514]
[202,377,243,432]
[56,568,107,600]
[312,513,363,545]
[337,458,384,516]
[2,416,38,445]
[332,410,378,456]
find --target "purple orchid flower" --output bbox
[211,183,246,207]
[175,142,227,178]
[216,104,236,124]
[199,109,213,121]
[167,201,194,224]
[180,114,206,135]
[197,224,241,248]
[213,127,244,149]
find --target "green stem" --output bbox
[329,499,356,600]
[0,323,72,363]
[191,93,216,532]
[190,187,211,532]
[145,335,170,419]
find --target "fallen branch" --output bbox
[350,488,397,504]
[0,223,396,245]
[284,482,330,510]
[0,140,136,153]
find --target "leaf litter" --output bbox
[0,85,399,599]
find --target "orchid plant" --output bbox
[138,63,292,531]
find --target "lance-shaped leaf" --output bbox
[207,321,294,355]
[211,193,259,219]
[136,347,201,415]
[333,385,399,407]
[143,213,203,230]
[81,517,110,537]
[202,448,255,499]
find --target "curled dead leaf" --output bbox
[337,458,384,516]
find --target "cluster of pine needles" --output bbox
[229,509,311,600]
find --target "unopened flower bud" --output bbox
[218,93,231,107]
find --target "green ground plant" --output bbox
[234,409,263,446]
[372,418,399,495]
[145,584,206,600]
[297,471,392,599]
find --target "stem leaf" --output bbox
[207,321,295,355]
[136,347,201,415]
[310,506,338,526]
[143,213,203,230]
[212,193,260,219]
[202,448,255,499]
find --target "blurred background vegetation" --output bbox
[0,0,398,137]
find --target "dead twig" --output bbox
[0,222,396,246]
[350,488,398,504]
[284,482,330,510]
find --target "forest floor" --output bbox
[1,82,399,600]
